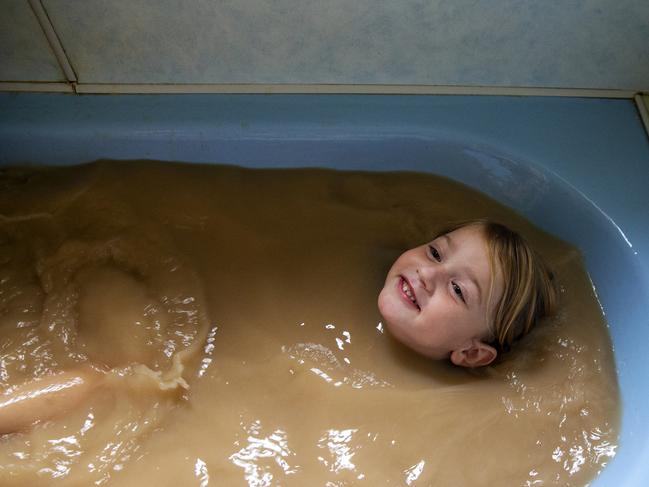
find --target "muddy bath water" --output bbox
[0,161,619,486]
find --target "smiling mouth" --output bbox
[399,276,420,310]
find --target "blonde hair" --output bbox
[436,219,557,353]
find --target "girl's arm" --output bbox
[0,366,102,434]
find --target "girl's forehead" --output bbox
[434,225,488,252]
[444,223,486,240]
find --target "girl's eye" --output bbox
[452,282,466,303]
[428,245,441,262]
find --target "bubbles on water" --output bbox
[284,342,391,389]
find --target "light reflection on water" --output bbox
[404,459,426,485]
[497,330,618,481]
[317,428,358,473]
[197,325,218,378]
[194,457,210,487]
[229,420,299,486]
[283,334,392,390]
[229,424,382,486]
[0,161,621,486]
[33,413,96,480]
[39,434,81,479]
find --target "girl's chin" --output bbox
[384,320,444,359]
[384,319,413,345]
[377,287,393,317]
[378,285,410,317]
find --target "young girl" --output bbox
[378,219,557,368]
[1,220,556,433]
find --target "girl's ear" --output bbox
[450,340,497,368]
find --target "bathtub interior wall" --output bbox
[1,93,648,486]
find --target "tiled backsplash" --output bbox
[0,0,65,82]
[1,0,648,90]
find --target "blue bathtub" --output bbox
[1,93,648,486]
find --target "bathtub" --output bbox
[1,92,648,486]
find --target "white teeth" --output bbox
[401,280,417,304]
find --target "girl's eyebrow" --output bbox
[444,233,483,305]
[464,268,483,306]
[441,234,454,251]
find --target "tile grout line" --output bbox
[0,82,73,93]
[72,83,637,98]
[28,0,78,87]
[0,80,642,99]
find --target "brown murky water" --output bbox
[0,161,619,486]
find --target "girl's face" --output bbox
[378,225,503,363]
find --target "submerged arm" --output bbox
[0,366,102,434]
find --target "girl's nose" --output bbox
[417,264,445,293]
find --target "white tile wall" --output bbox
[0,0,65,82]
[3,0,649,90]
